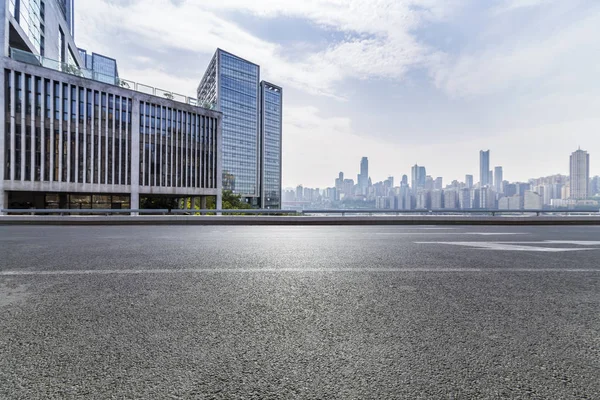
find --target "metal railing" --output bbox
[0,209,300,216]
[1,208,598,217]
[301,209,600,217]
[9,48,215,109]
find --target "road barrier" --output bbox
[1,208,598,217]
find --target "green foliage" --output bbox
[195,191,251,215]
[222,191,252,210]
[140,197,178,209]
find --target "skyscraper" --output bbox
[198,50,259,203]
[494,166,503,193]
[480,150,490,187]
[401,175,408,186]
[259,82,282,208]
[56,0,75,36]
[198,49,283,207]
[570,148,590,199]
[6,0,80,62]
[465,175,474,189]
[358,157,369,194]
[411,164,426,192]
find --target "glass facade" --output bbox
[4,68,132,185]
[3,62,221,212]
[260,82,282,209]
[55,0,74,34]
[9,0,43,54]
[198,49,259,197]
[78,49,119,84]
[138,101,218,189]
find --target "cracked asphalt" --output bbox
[1,225,599,399]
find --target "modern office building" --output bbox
[479,186,495,209]
[480,150,490,187]
[494,166,503,193]
[5,0,80,63]
[459,188,472,209]
[411,164,426,192]
[591,176,600,197]
[401,174,408,186]
[430,189,443,209]
[259,81,282,208]
[498,195,522,210]
[524,191,543,209]
[78,48,118,85]
[358,157,368,195]
[198,48,283,208]
[465,174,473,189]
[569,148,590,199]
[443,190,458,209]
[1,0,222,212]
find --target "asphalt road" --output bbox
[1,225,599,399]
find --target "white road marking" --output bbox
[1,267,600,276]
[415,241,600,252]
[536,241,600,246]
[375,232,527,236]
[461,233,528,236]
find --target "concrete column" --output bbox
[1,0,10,58]
[130,96,140,216]
[0,190,7,215]
[0,59,6,213]
[216,193,222,213]
[216,113,223,215]
[130,192,139,213]
[201,196,207,210]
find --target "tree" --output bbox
[203,191,251,210]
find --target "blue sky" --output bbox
[76,0,600,188]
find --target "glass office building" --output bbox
[260,82,282,209]
[198,49,283,208]
[198,49,260,202]
[78,48,119,85]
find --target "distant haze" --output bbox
[76,0,600,188]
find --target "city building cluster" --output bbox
[284,149,599,211]
[1,1,282,211]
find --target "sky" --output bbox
[75,0,600,189]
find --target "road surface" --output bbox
[1,225,599,399]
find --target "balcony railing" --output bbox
[9,47,216,110]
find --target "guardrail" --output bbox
[301,209,600,217]
[1,208,598,216]
[0,209,300,216]
[9,48,215,109]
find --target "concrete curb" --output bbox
[1,216,600,226]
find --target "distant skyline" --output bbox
[287,147,593,190]
[75,0,600,188]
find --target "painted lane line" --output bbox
[415,241,600,252]
[1,268,600,276]
[374,232,527,236]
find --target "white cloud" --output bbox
[74,0,600,187]
[493,0,557,14]
[75,0,460,97]
[433,2,600,97]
